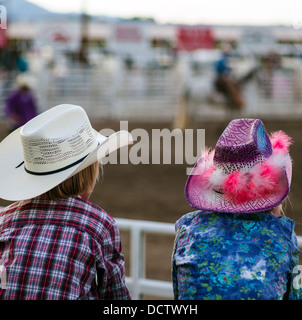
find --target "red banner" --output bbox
[176,27,214,51]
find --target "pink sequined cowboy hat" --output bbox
[185,119,293,213]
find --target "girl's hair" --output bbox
[45,162,100,201]
[270,197,291,217]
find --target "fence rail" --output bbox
[2,57,302,122]
[115,218,175,300]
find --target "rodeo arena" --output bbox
[1,1,302,301]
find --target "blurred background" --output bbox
[1,0,302,299]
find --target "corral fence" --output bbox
[1,57,302,122]
[0,60,181,122]
[36,65,180,121]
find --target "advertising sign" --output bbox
[177,26,214,51]
[35,21,81,52]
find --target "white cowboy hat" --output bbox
[0,104,133,201]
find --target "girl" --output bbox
[172,118,302,300]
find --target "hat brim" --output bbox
[0,128,133,201]
[185,154,291,213]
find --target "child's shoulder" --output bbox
[259,213,296,240]
[275,215,297,243]
[175,211,296,239]
[175,210,212,230]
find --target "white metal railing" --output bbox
[115,218,175,300]
[35,65,180,121]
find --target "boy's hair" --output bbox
[45,162,100,201]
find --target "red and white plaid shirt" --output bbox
[0,195,131,300]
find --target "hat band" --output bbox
[24,154,89,176]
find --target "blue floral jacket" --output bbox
[172,210,302,300]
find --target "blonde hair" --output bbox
[45,162,100,201]
[270,196,291,217]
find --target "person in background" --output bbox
[214,43,244,109]
[5,74,38,132]
[172,118,302,300]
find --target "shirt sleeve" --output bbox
[96,221,131,300]
[172,219,181,300]
[172,252,179,300]
[284,225,302,300]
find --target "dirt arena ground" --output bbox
[1,117,302,299]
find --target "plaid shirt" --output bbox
[0,195,131,300]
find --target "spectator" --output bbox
[5,74,38,132]
[173,118,302,300]
[0,104,133,300]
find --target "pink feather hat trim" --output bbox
[185,119,293,213]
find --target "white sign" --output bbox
[34,21,81,52]
[108,22,150,63]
